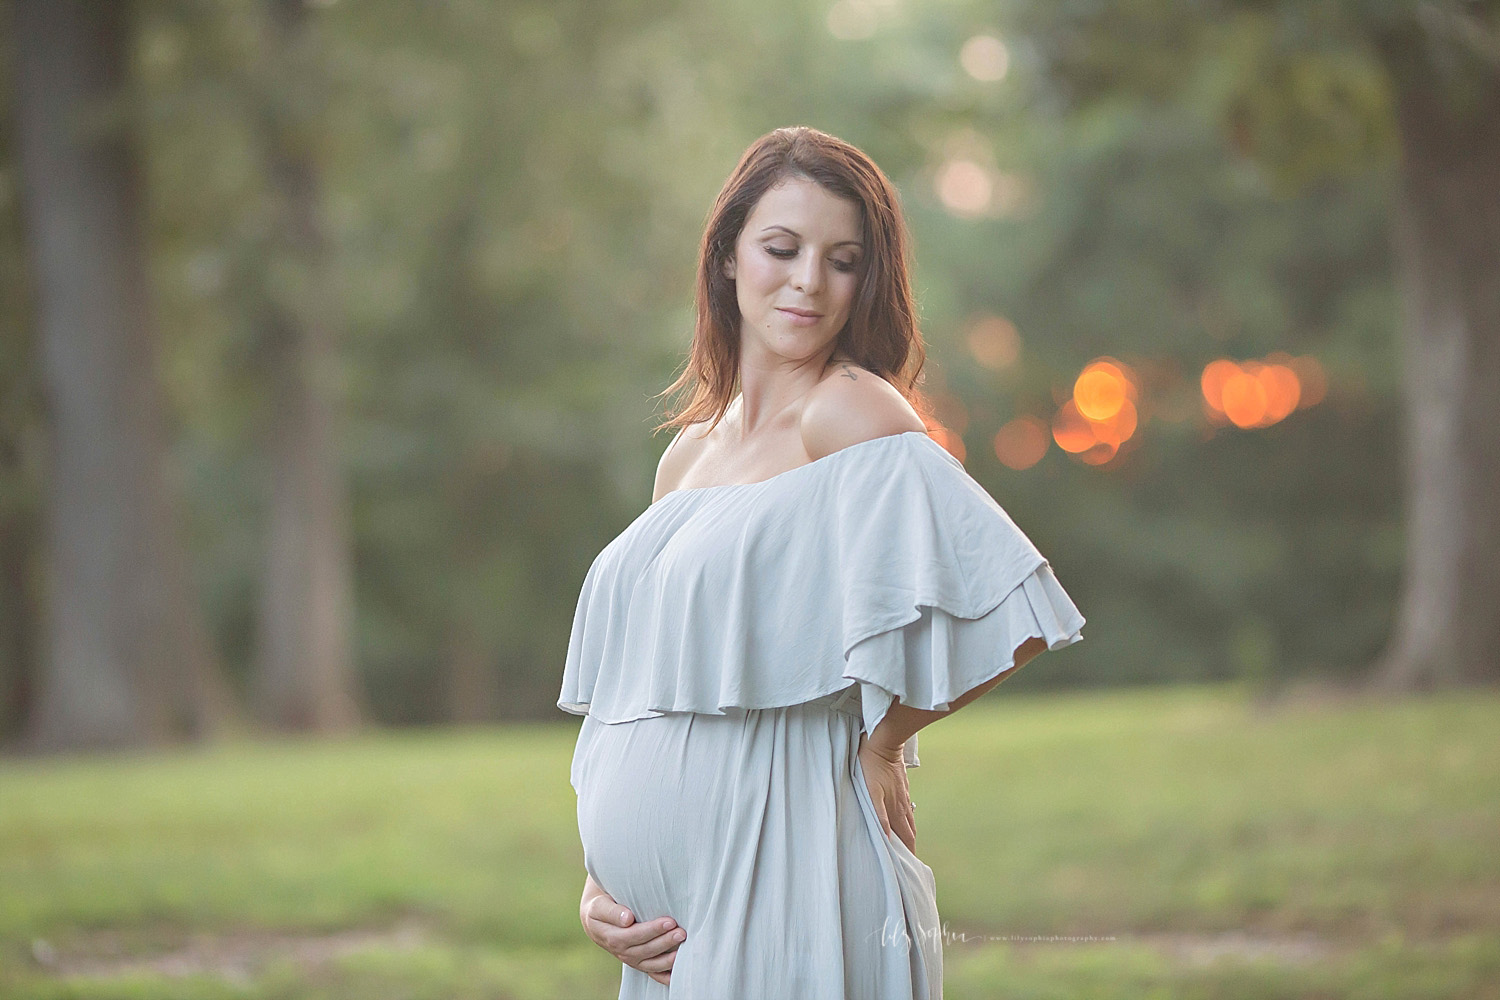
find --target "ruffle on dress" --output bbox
[558,430,1085,759]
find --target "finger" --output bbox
[584,907,644,943]
[587,896,637,928]
[648,971,672,986]
[622,925,687,964]
[632,939,681,973]
[892,801,918,853]
[872,797,892,838]
[602,916,680,950]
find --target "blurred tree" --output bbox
[0,26,42,742]
[1008,0,1500,687]
[247,0,362,732]
[7,0,1444,732]
[1370,11,1500,690]
[10,0,239,749]
[124,0,706,723]
[311,0,711,722]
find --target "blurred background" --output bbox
[6,0,1495,749]
[1,1,1497,997]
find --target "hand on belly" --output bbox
[574,715,712,928]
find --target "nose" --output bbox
[791,254,823,295]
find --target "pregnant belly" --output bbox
[570,700,941,996]
[573,711,727,924]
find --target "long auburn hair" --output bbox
[653,126,933,435]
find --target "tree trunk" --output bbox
[1371,25,1500,689]
[0,482,39,742]
[11,0,241,750]
[250,0,362,732]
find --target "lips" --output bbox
[777,307,822,318]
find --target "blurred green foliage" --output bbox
[0,0,1410,728]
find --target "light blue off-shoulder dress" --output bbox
[559,429,1086,999]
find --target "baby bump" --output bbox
[571,699,941,996]
[573,712,729,924]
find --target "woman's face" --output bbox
[724,175,864,365]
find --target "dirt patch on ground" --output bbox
[27,918,432,983]
[942,925,1347,967]
[18,921,1436,981]
[1130,929,1339,966]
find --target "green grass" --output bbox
[1,682,1496,999]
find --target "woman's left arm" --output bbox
[859,635,1049,851]
[869,635,1049,758]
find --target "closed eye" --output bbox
[765,247,860,273]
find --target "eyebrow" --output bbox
[759,225,862,249]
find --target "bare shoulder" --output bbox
[800,359,926,461]
[652,421,709,502]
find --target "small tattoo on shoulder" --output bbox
[838,364,859,381]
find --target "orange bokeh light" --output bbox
[1053,357,1144,464]
[993,416,1050,470]
[1074,367,1127,420]
[1091,397,1138,446]
[1051,400,1096,453]
[965,315,1021,371]
[1201,354,1319,429]
[1258,364,1301,422]
[1049,351,1325,461]
[1052,404,1137,463]
[1200,359,1240,413]
[1221,370,1268,427]
[1061,357,1139,408]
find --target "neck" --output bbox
[733,341,841,440]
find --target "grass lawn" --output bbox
[1,682,1496,999]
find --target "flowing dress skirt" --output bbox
[571,688,943,999]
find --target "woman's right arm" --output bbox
[580,873,686,986]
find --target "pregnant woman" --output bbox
[558,125,1086,998]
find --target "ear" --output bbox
[722,254,736,280]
